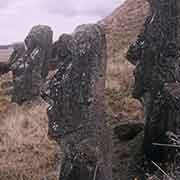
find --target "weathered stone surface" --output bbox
[41,24,112,180]
[127,0,180,160]
[10,25,53,104]
[127,0,180,178]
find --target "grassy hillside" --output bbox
[100,0,149,89]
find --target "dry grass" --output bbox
[101,0,149,90]
[0,98,60,180]
[106,48,134,90]
[0,49,60,180]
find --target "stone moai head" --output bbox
[24,25,53,55]
[74,24,104,56]
[11,25,53,105]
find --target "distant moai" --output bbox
[127,0,180,178]
[41,24,112,180]
[8,25,53,104]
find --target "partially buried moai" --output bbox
[127,0,180,178]
[41,24,112,180]
[10,25,53,104]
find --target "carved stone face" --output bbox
[24,25,53,55]
[11,25,53,105]
[74,24,101,56]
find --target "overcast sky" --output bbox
[0,0,125,44]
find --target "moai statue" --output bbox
[10,25,53,104]
[41,24,112,180]
[127,0,180,178]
